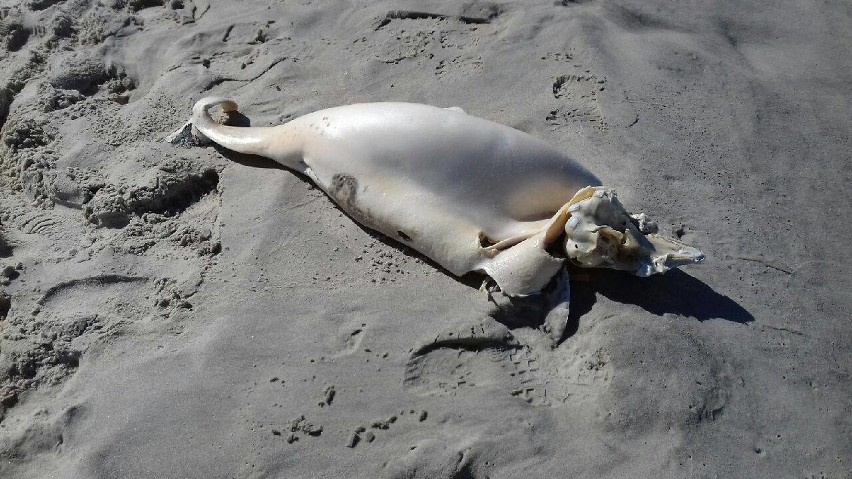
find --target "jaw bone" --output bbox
[562,186,705,277]
[480,186,703,300]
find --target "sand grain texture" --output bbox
[0,0,850,478]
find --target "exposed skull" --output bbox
[562,187,705,276]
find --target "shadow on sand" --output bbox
[573,267,752,321]
[558,267,753,341]
[486,266,753,344]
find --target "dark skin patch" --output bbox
[478,231,496,248]
[330,174,358,206]
[329,173,372,224]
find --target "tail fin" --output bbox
[182,97,272,157]
[190,97,240,143]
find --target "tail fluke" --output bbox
[166,97,273,158]
[190,97,240,143]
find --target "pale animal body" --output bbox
[174,97,703,300]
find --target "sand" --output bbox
[0,0,850,477]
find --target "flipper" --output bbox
[484,267,571,347]
[480,203,570,296]
[541,268,571,345]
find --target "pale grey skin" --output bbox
[176,97,703,340]
[185,98,602,293]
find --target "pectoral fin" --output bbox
[482,230,565,296]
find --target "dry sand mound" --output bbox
[0,0,849,477]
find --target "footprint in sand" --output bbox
[403,317,613,407]
[0,274,153,416]
[16,210,62,236]
[347,9,497,74]
[333,323,366,358]
[547,73,609,131]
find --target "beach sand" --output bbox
[0,0,850,477]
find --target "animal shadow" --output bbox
[571,267,754,324]
[214,147,286,170]
[223,110,251,128]
[487,266,753,343]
